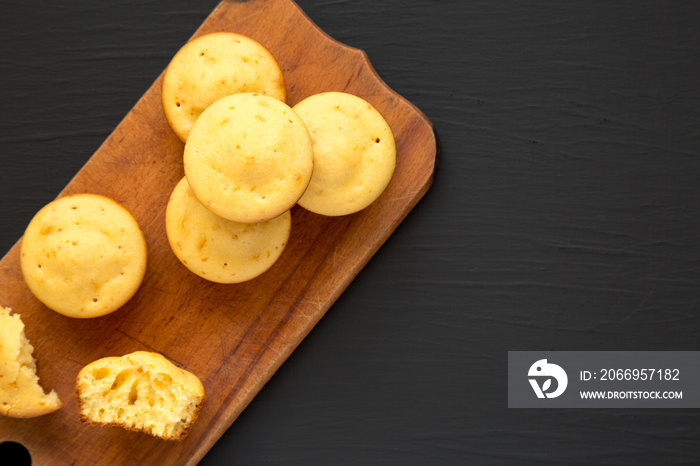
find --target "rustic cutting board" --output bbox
[0,0,436,464]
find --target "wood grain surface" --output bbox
[0,0,436,464]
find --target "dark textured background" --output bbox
[2,1,700,464]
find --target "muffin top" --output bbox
[184,92,313,224]
[293,92,396,216]
[20,194,147,318]
[162,32,286,142]
[166,177,291,284]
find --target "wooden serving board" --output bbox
[0,0,436,464]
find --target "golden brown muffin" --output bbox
[0,306,62,418]
[166,177,291,283]
[184,92,313,224]
[76,351,205,440]
[20,194,147,318]
[162,32,286,142]
[293,92,396,216]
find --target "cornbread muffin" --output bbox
[184,92,313,223]
[76,351,204,440]
[293,92,396,216]
[0,306,62,418]
[166,177,291,283]
[20,194,147,318]
[162,31,286,142]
